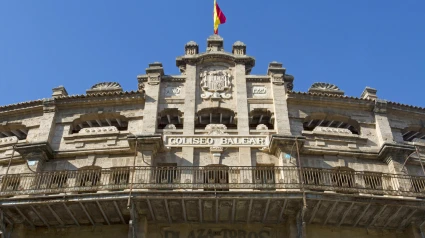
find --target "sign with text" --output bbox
[164,135,269,148]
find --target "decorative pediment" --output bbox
[86,82,123,94]
[308,82,344,95]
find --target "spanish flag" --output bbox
[213,0,226,34]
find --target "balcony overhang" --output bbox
[268,135,305,155]
[127,134,164,153]
[378,143,415,161]
[14,142,54,161]
[0,191,424,232]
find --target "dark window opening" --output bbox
[154,163,179,184]
[203,165,229,191]
[363,172,383,190]
[77,168,101,187]
[110,167,130,185]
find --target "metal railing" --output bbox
[0,166,424,197]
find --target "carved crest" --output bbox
[200,70,232,100]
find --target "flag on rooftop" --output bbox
[213,0,226,34]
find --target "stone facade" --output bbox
[0,35,424,237]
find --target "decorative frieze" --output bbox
[0,136,18,145]
[313,126,352,135]
[79,126,118,134]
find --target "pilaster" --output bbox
[234,62,249,135]
[268,62,292,135]
[374,99,395,146]
[36,98,57,144]
[140,63,164,134]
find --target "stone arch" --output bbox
[303,113,360,135]
[158,108,184,129]
[249,109,274,130]
[70,112,128,134]
[196,108,236,129]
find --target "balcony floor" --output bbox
[0,190,424,232]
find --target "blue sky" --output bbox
[1,0,424,107]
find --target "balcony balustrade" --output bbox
[0,166,424,197]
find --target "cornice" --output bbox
[287,91,375,110]
[176,51,255,73]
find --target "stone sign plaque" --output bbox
[252,86,267,95]
[165,86,181,96]
[164,135,269,148]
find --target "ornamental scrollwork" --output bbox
[200,70,232,100]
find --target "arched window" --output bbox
[303,113,360,135]
[0,123,29,140]
[196,108,236,129]
[249,109,274,130]
[158,109,183,129]
[70,113,128,134]
[401,126,425,142]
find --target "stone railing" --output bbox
[0,167,424,197]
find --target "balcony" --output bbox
[1,166,424,198]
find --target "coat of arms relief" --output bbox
[200,70,232,100]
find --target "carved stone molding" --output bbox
[308,82,344,95]
[64,126,122,148]
[79,126,118,134]
[312,126,352,135]
[200,70,232,100]
[205,124,228,135]
[163,124,177,135]
[165,86,181,97]
[0,136,18,146]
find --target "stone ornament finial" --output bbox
[308,82,344,95]
[185,41,199,55]
[206,35,224,52]
[232,41,246,55]
[361,87,377,100]
[52,85,68,98]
